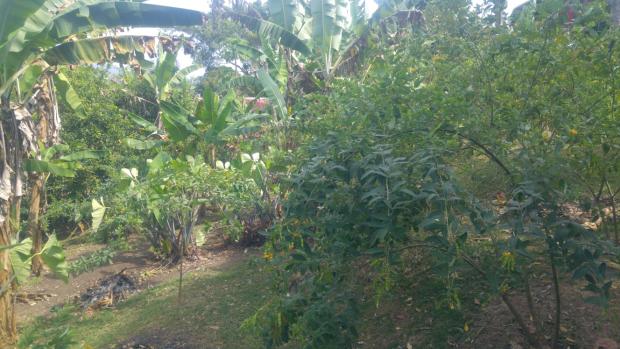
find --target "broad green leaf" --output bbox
[268,0,306,33]
[51,2,203,39]
[153,50,178,97]
[226,75,262,92]
[162,64,202,96]
[40,234,68,283]
[44,36,156,66]
[8,238,33,284]
[124,138,163,150]
[160,101,199,141]
[91,198,106,233]
[257,68,287,121]
[311,0,350,75]
[126,112,158,132]
[24,159,76,177]
[59,150,99,161]
[17,64,43,101]
[148,151,172,172]
[230,13,311,55]
[196,87,218,125]
[54,72,82,111]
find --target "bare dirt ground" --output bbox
[461,278,620,349]
[15,238,248,324]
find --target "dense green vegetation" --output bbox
[2,0,620,347]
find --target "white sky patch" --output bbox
[472,0,530,14]
[145,0,210,13]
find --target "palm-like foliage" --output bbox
[231,0,420,79]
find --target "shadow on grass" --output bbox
[18,259,272,349]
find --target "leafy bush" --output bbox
[68,247,117,276]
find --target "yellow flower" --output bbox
[263,251,274,261]
[569,128,578,137]
[542,130,552,142]
[464,323,470,332]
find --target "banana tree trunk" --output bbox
[0,217,17,344]
[0,100,17,344]
[29,174,44,276]
[28,73,59,270]
[209,144,217,168]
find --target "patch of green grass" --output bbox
[18,258,272,348]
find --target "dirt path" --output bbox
[16,240,248,324]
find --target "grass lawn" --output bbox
[18,258,272,349]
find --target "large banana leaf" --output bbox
[257,68,287,121]
[311,0,351,75]
[24,158,77,177]
[43,35,156,65]
[54,72,82,110]
[160,100,199,141]
[268,0,307,35]
[161,64,202,97]
[195,87,219,125]
[126,111,158,133]
[227,75,263,93]
[1,1,203,97]
[230,13,311,55]
[51,2,203,39]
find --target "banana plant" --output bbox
[23,143,98,275]
[140,42,202,129]
[157,87,266,165]
[231,0,421,80]
[0,0,203,342]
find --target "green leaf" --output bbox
[148,151,172,171]
[24,159,76,177]
[124,138,163,150]
[257,68,287,121]
[126,112,158,132]
[54,72,82,111]
[43,35,157,66]
[226,75,262,92]
[311,0,350,75]
[153,49,178,97]
[17,64,43,101]
[59,150,99,161]
[162,63,202,96]
[160,100,199,141]
[230,13,311,55]
[196,87,218,124]
[51,2,204,39]
[91,198,106,233]
[40,234,68,283]
[268,0,306,33]
[8,238,33,284]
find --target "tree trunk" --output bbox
[0,101,17,343]
[29,174,44,275]
[0,218,17,345]
[27,73,57,269]
[209,144,217,168]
